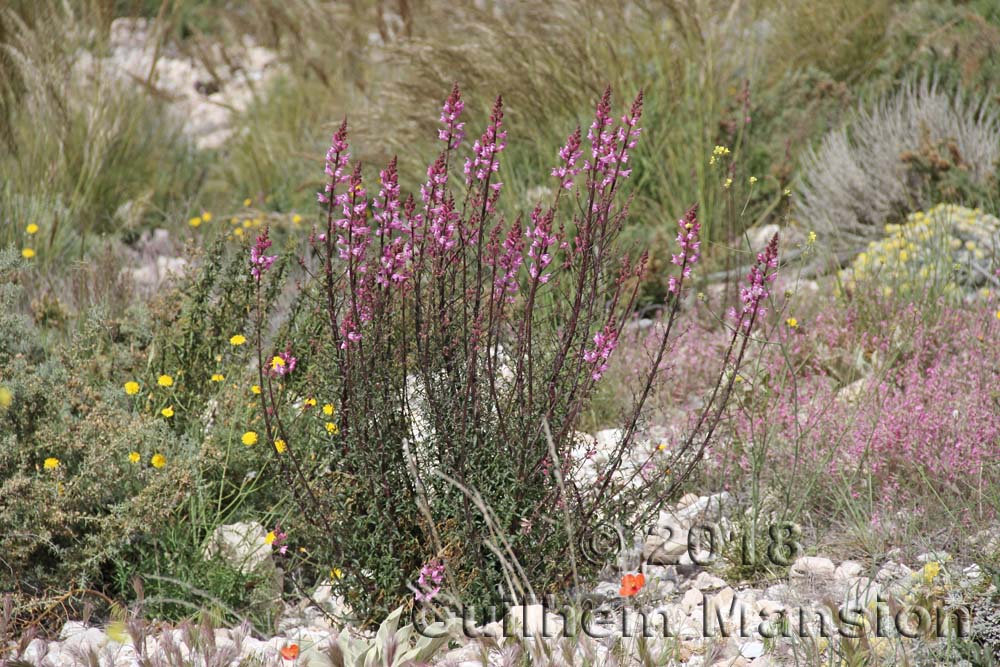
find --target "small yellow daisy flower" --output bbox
[251,384,262,394]
[161,406,175,418]
[292,214,302,224]
[234,228,245,238]
[786,317,798,329]
[128,451,141,464]
[325,422,339,435]
[242,431,258,446]
[201,211,213,222]
[189,216,203,228]
[230,334,247,346]
[211,373,225,382]
[243,198,252,207]
[322,403,335,416]
[43,457,60,470]
[656,443,667,451]
[274,439,287,454]
[303,397,317,407]
[25,223,39,235]
[995,310,1000,321]
[270,356,286,371]
[157,374,174,387]
[808,231,817,245]
[265,530,276,545]
[124,381,140,395]
[151,453,166,468]
[330,567,344,580]
[21,248,35,259]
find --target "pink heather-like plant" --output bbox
[413,559,445,603]
[249,85,768,619]
[730,232,779,327]
[250,229,277,280]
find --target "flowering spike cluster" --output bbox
[583,324,619,381]
[464,96,507,187]
[250,228,277,280]
[585,88,644,190]
[525,206,560,284]
[668,204,701,294]
[552,127,583,190]
[732,232,780,326]
[318,120,351,205]
[438,84,466,150]
[487,220,524,303]
[414,559,445,603]
[373,158,412,287]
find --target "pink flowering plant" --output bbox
[247,86,778,622]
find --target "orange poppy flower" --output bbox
[619,572,645,597]
[279,644,300,660]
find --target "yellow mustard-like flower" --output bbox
[243,198,253,207]
[251,384,262,395]
[211,373,225,382]
[786,317,798,329]
[325,422,339,435]
[44,457,60,470]
[128,451,141,464]
[202,211,213,222]
[922,561,941,584]
[234,228,245,237]
[330,567,344,580]
[292,214,302,224]
[303,397,317,408]
[265,530,276,545]
[749,176,758,185]
[723,178,733,189]
[124,381,140,395]
[270,356,286,371]
[242,431,259,446]
[158,374,174,387]
[151,453,166,468]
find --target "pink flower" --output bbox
[730,232,779,328]
[552,127,583,190]
[583,324,619,381]
[414,559,445,603]
[464,96,507,188]
[667,204,701,295]
[438,83,466,150]
[250,229,277,280]
[269,349,298,377]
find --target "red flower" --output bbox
[280,644,300,661]
[619,572,645,597]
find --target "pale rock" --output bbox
[842,577,881,609]
[643,525,688,565]
[675,492,700,510]
[834,560,864,581]
[506,604,564,638]
[203,521,272,574]
[789,556,835,579]
[675,492,733,525]
[692,572,727,591]
[875,560,912,583]
[681,588,704,614]
[739,640,765,659]
[916,551,950,563]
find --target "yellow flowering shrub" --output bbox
[839,204,999,303]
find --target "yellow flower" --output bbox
[749,176,758,185]
[322,403,335,416]
[243,198,252,207]
[151,453,166,468]
[234,228,244,237]
[189,216,202,228]
[43,457,60,470]
[124,381,140,395]
[723,178,733,189]
[292,214,302,224]
[128,451,141,464]
[656,443,667,451]
[157,374,174,387]
[161,406,175,418]
[251,384,262,394]
[274,438,287,454]
[270,356,286,371]
[783,188,792,197]
[0,386,11,408]
[242,431,259,446]
[995,310,1000,321]
[330,567,344,580]
[807,231,817,245]
[265,530,276,545]
[230,334,247,346]
[25,223,39,235]
[709,145,730,165]
[922,561,941,584]
[786,317,798,329]
[898,250,908,262]
[201,211,213,222]
[303,397,317,407]
[21,248,35,259]
[325,422,339,435]
[211,373,225,382]
[242,219,252,228]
